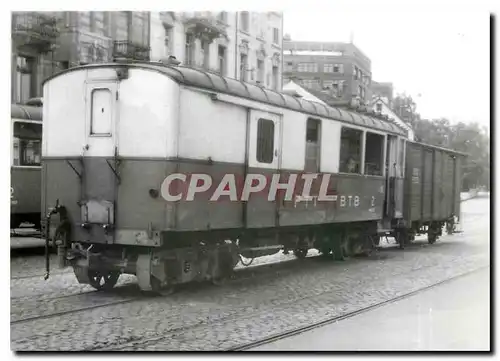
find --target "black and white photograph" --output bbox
[7,1,493,353]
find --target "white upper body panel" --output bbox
[43,70,88,157]
[178,88,246,164]
[43,67,179,158]
[117,69,179,158]
[43,64,399,177]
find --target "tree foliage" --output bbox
[393,94,490,190]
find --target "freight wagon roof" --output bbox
[43,62,406,136]
[408,140,468,157]
[11,104,42,121]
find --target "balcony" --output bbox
[12,12,59,53]
[184,59,222,75]
[112,41,150,61]
[183,12,227,43]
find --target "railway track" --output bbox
[11,293,143,325]
[91,251,485,351]
[11,270,70,281]
[11,298,141,325]
[226,265,490,351]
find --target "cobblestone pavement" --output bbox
[10,197,490,351]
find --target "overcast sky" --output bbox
[283,10,490,129]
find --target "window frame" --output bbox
[363,131,386,177]
[256,118,275,164]
[304,117,322,172]
[11,119,42,169]
[90,88,113,137]
[240,11,250,32]
[273,27,280,44]
[338,126,365,175]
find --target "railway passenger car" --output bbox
[11,104,43,229]
[40,61,463,292]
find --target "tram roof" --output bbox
[43,62,407,136]
[11,104,42,121]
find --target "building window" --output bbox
[284,62,293,72]
[330,80,344,97]
[339,127,362,174]
[15,56,35,104]
[130,12,148,46]
[164,25,173,57]
[376,103,382,112]
[272,66,279,90]
[58,61,69,72]
[333,64,343,73]
[301,79,319,89]
[12,121,42,166]
[364,132,384,176]
[201,40,209,69]
[257,118,275,164]
[324,64,333,73]
[217,11,228,23]
[218,45,226,76]
[353,65,358,80]
[273,27,279,44]
[297,63,318,72]
[241,11,249,32]
[185,33,195,65]
[323,80,334,89]
[240,53,248,81]
[90,12,105,36]
[257,59,265,84]
[305,118,321,172]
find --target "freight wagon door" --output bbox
[421,149,433,220]
[245,110,282,228]
[81,81,119,243]
[443,154,455,218]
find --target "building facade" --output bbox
[283,40,372,105]
[12,11,151,104]
[371,81,393,107]
[11,11,283,104]
[371,96,414,141]
[149,11,284,91]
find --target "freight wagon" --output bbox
[402,141,466,244]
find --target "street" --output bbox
[10,195,490,351]
[251,267,490,351]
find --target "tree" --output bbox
[391,94,490,191]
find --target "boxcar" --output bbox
[403,141,466,243]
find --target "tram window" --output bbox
[399,138,405,177]
[13,122,42,166]
[305,118,321,172]
[256,118,274,164]
[339,127,362,174]
[364,132,384,176]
